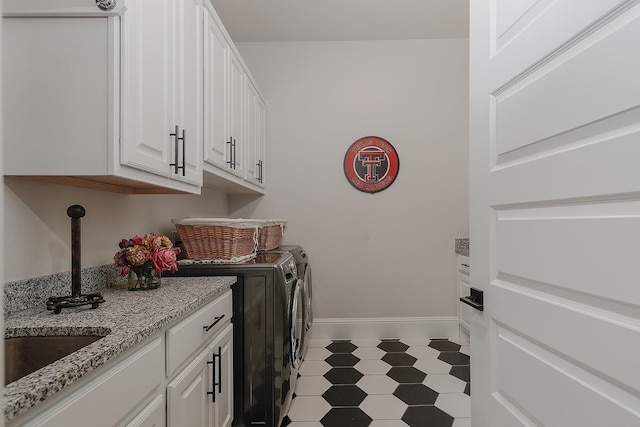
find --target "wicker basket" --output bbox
[257,220,287,250]
[172,218,259,261]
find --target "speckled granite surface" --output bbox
[4,275,235,422]
[455,238,469,256]
[4,265,122,316]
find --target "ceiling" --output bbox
[210,0,469,42]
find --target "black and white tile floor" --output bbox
[282,338,470,427]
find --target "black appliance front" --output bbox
[166,253,297,427]
[263,245,313,361]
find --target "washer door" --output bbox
[302,264,313,332]
[289,279,305,368]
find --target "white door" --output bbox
[469,1,640,426]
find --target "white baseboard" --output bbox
[308,317,459,341]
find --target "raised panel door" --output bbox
[203,3,231,172]
[209,324,233,427]
[244,79,258,185]
[120,0,173,177]
[173,0,203,186]
[228,51,245,178]
[167,349,210,427]
[256,96,266,188]
[470,1,640,425]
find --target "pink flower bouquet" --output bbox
[113,233,180,278]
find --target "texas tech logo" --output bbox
[344,136,400,193]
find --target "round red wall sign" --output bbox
[344,136,400,193]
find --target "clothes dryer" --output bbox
[263,245,312,362]
[166,252,301,427]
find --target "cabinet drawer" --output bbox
[166,290,232,376]
[456,255,470,275]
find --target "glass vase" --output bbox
[127,265,161,291]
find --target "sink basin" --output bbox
[5,335,105,385]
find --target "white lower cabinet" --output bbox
[126,395,167,427]
[166,290,233,427]
[209,325,233,427]
[8,290,234,427]
[167,324,233,427]
[168,348,211,426]
[456,255,471,339]
[9,338,165,427]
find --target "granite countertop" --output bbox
[4,276,236,422]
[455,238,469,257]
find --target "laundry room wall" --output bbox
[3,178,229,282]
[231,39,469,333]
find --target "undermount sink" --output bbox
[5,335,106,385]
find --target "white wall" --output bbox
[233,39,469,319]
[3,178,228,282]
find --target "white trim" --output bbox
[308,317,459,341]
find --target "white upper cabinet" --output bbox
[203,8,231,172]
[173,0,204,186]
[3,0,202,194]
[3,0,265,195]
[245,79,266,188]
[228,50,246,179]
[202,1,266,194]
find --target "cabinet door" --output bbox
[256,96,267,188]
[228,51,245,178]
[126,394,166,427]
[457,272,471,334]
[121,0,173,177]
[203,4,231,171]
[244,79,258,185]
[167,349,210,427]
[244,82,266,189]
[173,0,203,186]
[3,16,112,176]
[209,324,233,427]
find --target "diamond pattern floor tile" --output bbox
[356,375,399,394]
[435,393,472,418]
[406,345,441,359]
[353,346,387,360]
[294,375,332,396]
[354,359,391,375]
[283,338,471,427]
[287,396,332,422]
[423,374,467,393]
[360,394,408,419]
[413,358,455,374]
[370,421,410,427]
[298,360,331,376]
[304,347,332,361]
